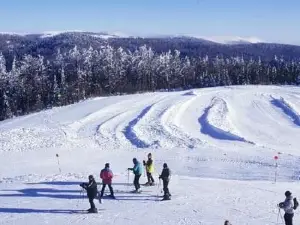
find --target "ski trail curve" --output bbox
[198,97,254,143]
[270,95,300,126]
[123,105,155,148]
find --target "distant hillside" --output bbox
[1,32,300,64]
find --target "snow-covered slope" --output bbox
[1,31,263,44]
[197,36,263,44]
[1,86,300,225]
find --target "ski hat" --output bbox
[163,163,168,168]
[88,175,94,180]
[148,153,152,158]
[285,191,292,197]
[105,163,110,168]
[133,158,137,163]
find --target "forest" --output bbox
[0,33,300,121]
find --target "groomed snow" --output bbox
[1,85,300,225]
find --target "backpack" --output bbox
[293,198,299,210]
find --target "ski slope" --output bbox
[1,85,300,225]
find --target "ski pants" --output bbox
[88,196,96,209]
[134,174,141,190]
[147,172,155,183]
[100,184,114,197]
[163,179,170,196]
[284,213,293,225]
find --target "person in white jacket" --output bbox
[279,191,294,225]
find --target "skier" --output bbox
[159,163,171,200]
[143,153,155,186]
[79,175,98,213]
[128,158,143,193]
[99,163,115,199]
[278,191,294,225]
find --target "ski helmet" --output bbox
[133,158,137,163]
[148,153,152,158]
[88,175,94,180]
[163,163,168,168]
[105,163,110,168]
[285,191,292,197]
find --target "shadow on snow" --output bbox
[0,208,104,214]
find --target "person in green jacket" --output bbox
[128,158,143,193]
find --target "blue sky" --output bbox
[0,0,299,44]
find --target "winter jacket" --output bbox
[81,179,98,199]
[160,168,170,181]
[100,168,113,184]
[130,161,143,175]
[279,196,294,214]
[144,159,154,173]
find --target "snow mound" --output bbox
[198,97,254,143]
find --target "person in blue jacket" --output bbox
[128,158,143,193]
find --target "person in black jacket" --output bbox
[80,175,98,213]
[159,163,171,200]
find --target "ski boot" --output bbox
[88,208,98,213]
[144,182,150,186]
[107,194,116,199]
[162,194,171,201]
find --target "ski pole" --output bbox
[157,178,161,198]
[274,156,278,183]
[56,154,61,173]
[77,187,84,206]
[276,207,280,224]
[275,162,278,183]
[279,208,284,223]
[127,169,130,190]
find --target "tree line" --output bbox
[1,44,300,121]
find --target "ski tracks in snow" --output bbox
[161,94,205,149]
[123,94,204,149]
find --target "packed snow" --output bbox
[1,85,300,225]
[197,36,264,44]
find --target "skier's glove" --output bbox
[278,202,285,208]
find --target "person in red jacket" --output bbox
[99,163,115,199]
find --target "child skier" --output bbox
[143,153,155,186]
[128,158,143,193]
[79,175,98,213]
[159,163,171,200]
[99,163,115,199]
[278,191,295,225]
